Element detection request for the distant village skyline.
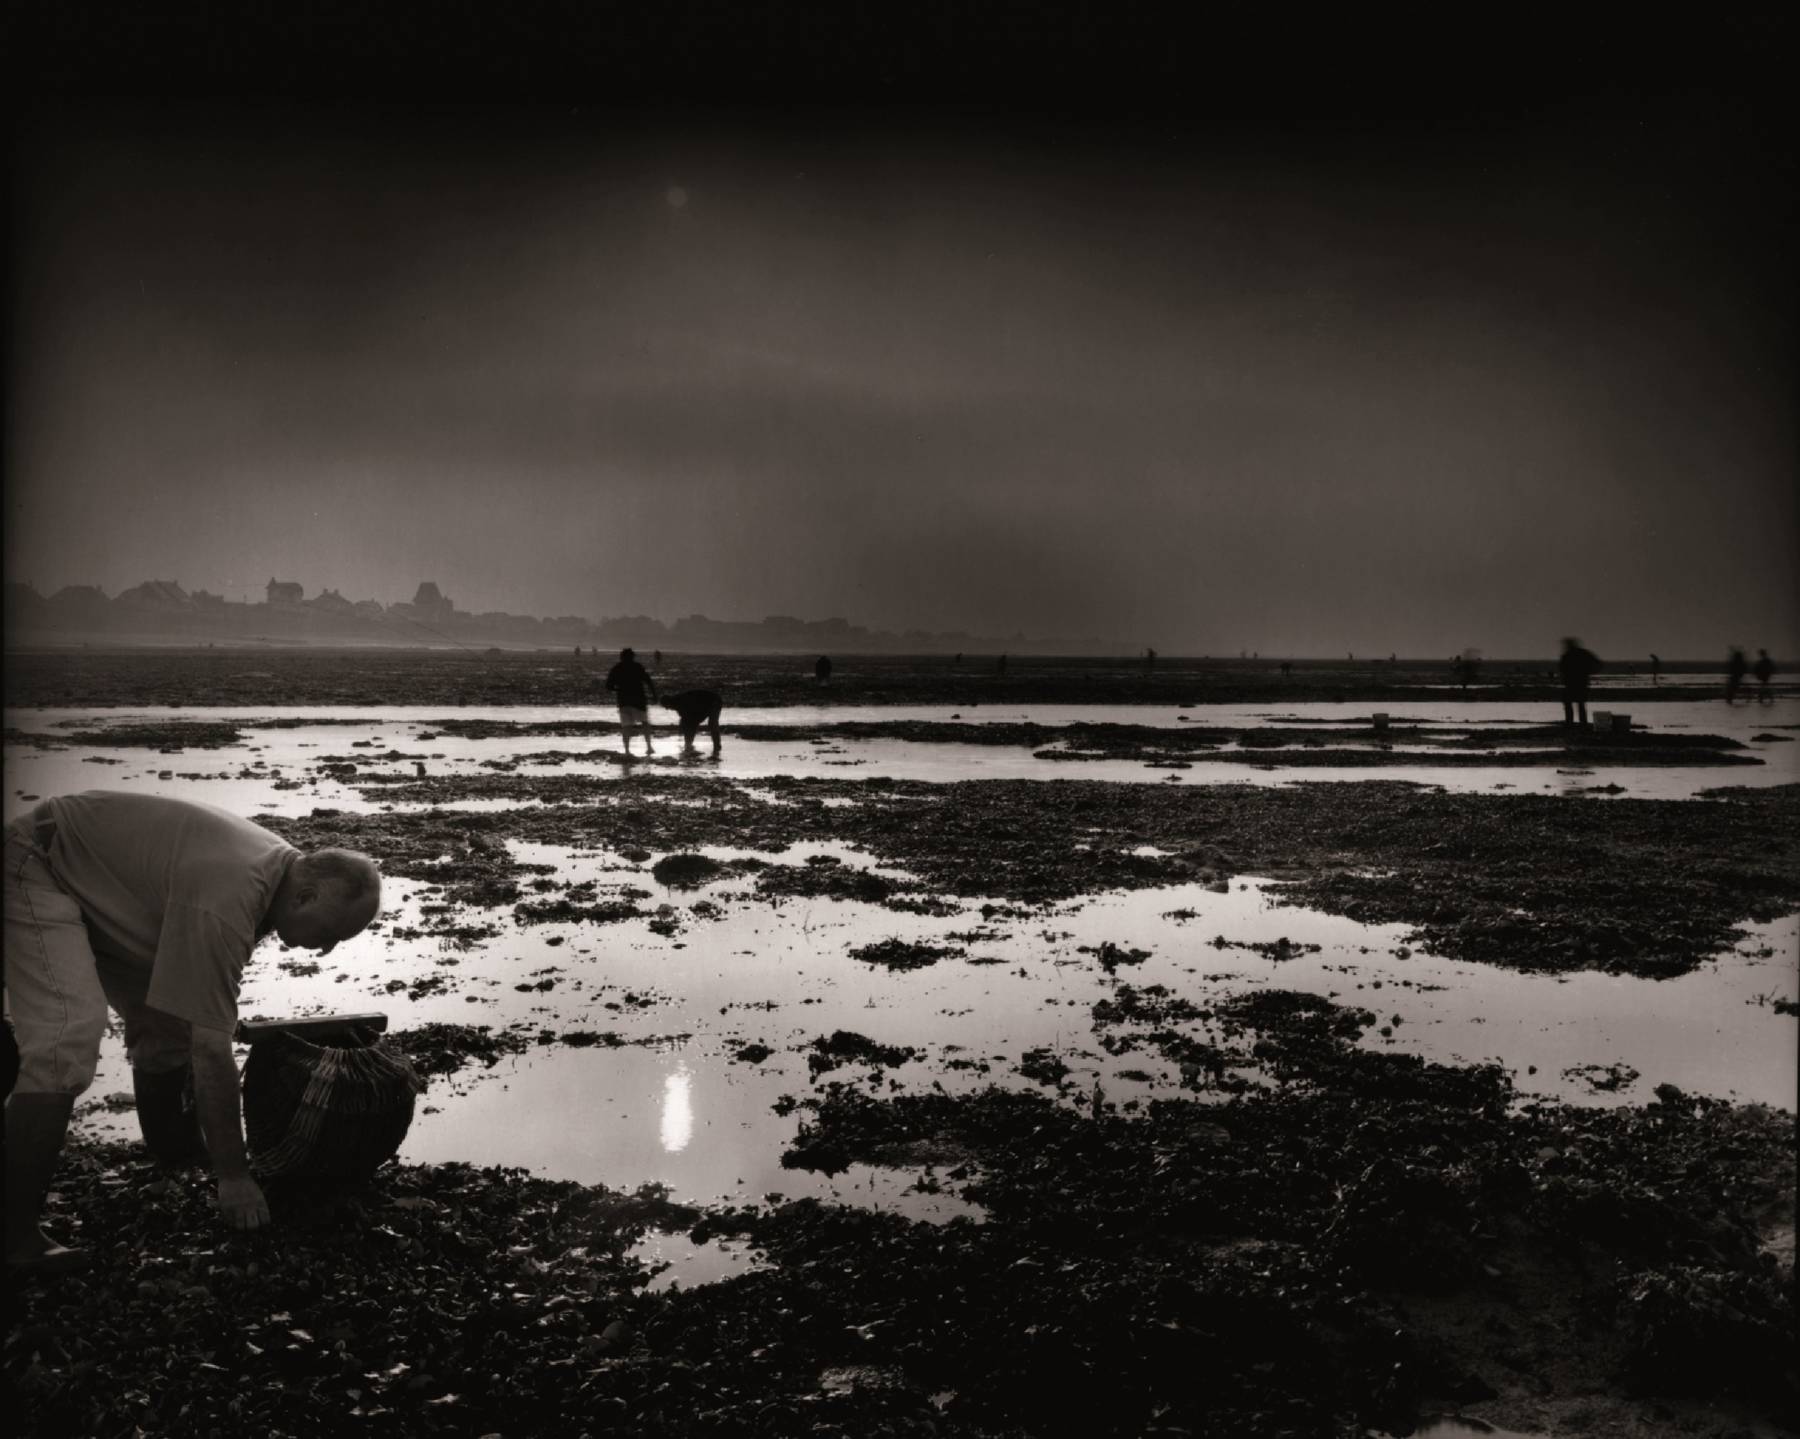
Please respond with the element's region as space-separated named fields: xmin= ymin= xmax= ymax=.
xmin=2 ymin=571 xmax=1781 ymax=663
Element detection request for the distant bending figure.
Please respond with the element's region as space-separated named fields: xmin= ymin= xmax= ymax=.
xmin=1752 ymin=649 xmax=1775 ymax=703
xmin=814 ymin=655 xmax=833 ymax=685
xmin=1726 ymin=647 xmax=1749 ymax=704
xmin=605 ymin=647 xmax=659 ymax=756
xmin=664 ymin=690 xmax=724 ymax=757
xmin=1558 ymin=637 xmax=1601 ymax=728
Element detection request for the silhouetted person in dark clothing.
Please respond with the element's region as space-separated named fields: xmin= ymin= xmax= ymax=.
xmin=996 ymin=653 xmax=1008 ymax=676
xmin=1650 ymin=653 xmax=1661 ymax=686
xmin=1753 ymin=649 xmax=1775 ymax=702
xmin=1726 ymin=647 xmax=1749 ymax=704
xmin=1145 ymin=647 xmax=1156 ymax=670
xmin=1280 ymin=662 xmax=1291 ymax=677
xmin=814 ymin=656 xmax=833 ymax=684
xmin=664 ymin=690 xmax=723 ymax=756
xmin=604 ymin=647 xmax=658 ymax=756
xmin=953 ymin=653 xmax=962 ymax=667
xmin=1558 ymin=638 xmax=1601 ymax=727
xmin=653 ymin=649 xmax=663 ymax=668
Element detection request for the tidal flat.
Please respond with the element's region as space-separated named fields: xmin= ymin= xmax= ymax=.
xmin=5 ymin=650 xmax=1796 ymax=1439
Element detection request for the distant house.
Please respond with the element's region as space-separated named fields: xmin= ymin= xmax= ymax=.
xmin=267 ymin=578 xmax=304 ymax=605
xmin=307 ymin=588 xmax=355 ymax=613
xmin=49 ymin=584 xmax=111 ymax=611
xmin=411 ymin=581 xmax=454 ymax=616
xmin=191 ymin=589 xmax=226 ymax=608
xmin=116 ymin=580 xmax=191 ymax=608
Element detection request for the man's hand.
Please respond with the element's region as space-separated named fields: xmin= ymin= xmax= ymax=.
xmin=186 ymin=1021 xmax=271 ymax=1231
xmin=217 ymin=1174 xmax=271 ymax=1230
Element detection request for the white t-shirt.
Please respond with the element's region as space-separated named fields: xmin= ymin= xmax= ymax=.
xmin=41 ymin=791 xmax=297 ymax=1035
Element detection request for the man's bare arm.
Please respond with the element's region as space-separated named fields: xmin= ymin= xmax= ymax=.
xmin=189 ymin=1026 xmax=271 ymax=1230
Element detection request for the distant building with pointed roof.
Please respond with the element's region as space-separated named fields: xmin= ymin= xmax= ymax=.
xmin=267 ymin=578 xmax=304 ymax=605
xmin=116 ymin=580 xmax=191 ymax=608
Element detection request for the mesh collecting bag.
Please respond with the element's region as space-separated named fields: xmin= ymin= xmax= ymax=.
xmin=242 ymin=1028 xmax=426 ymax=1183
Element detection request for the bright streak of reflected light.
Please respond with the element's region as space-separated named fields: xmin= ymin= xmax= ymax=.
xmin=660 ymin=1069 xmax=693 ymax=1153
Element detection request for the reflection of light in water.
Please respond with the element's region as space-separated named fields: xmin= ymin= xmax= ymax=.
xmin=660 ymin=1069 xmax=693 ymax=1152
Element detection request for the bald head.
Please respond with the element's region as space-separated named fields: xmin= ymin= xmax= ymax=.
xmin=272 ymin=848 xmax=381 ymax=954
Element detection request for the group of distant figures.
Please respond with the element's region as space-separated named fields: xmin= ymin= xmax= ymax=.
xmin=572 ymin=640 xmax=1782 ymax=755
xmin=1561 ymin=640 xmax=1778 ymax=726
xmin=581 ymin=648 xmax=847 ymax=758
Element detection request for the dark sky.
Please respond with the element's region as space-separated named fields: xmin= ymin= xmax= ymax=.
xmin=6 ymin=5 xmax=1795 ymax=655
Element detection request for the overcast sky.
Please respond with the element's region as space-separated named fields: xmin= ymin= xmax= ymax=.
xmin=6 ymin=22 xmax=1794 ymax=656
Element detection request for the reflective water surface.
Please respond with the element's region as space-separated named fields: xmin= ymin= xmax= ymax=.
xmin=10 ymin=698 xmax=1794 ymax=1287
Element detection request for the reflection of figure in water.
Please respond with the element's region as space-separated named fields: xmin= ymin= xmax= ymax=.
xmin=814 ymin=655 xmax=833 ymax=684
xmin=1558 ymin=637 xmax=1601 ymax=728
xmin=1726 ymin=647 xmax=1749 ymax=703
xmin=1650 ymin=653 xmax=1661 ymax=686
xmin=996 ymin=653 xmax=1008 ymax=676
xmin=1752 ymin=649 xmax=1775 ymax=702
xmin=604 ymin=647 xmax=659 ymax=756
xmin=663 ymin=690 xmax=723 ymax=757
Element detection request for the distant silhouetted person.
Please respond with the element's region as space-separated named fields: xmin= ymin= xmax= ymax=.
xmin=1752 ymin=649 xmax=1775 ymax=702
xmin=1280 ymin=661 xmax=1292 ymax=677
xmin=1726 ymin=647 xmax=1749 ymax=703
xmin=996 ymin=653 xmax=1008 ymax=676
xmin=664 ymin=690 xmax=723 ymax=757
xmin=1650 ymin=653 xmax=1661 ymax=686
xmin=1558 ymin=637 xmax=1601 ymax=727
xmin=605 ymin=647 xmax=658 ymax=756
xmin=814 ymin=655 xmax=833 ymax=684
xmin=653 ymin=649 xmax=663 ymax=668
xmin=953 ymin=652 xmax=963 ymax=667
xmin=1145 ymin=647 xmax=1157 ymax=670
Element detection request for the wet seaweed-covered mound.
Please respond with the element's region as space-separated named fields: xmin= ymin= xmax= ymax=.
xmin=8 ymin=1011 xmax=1794 ymax=1439
xmin=777 ymin=997 xmax=1797 ymax=1436
xmin=259 ymin=776 xmax=1800 ymax=979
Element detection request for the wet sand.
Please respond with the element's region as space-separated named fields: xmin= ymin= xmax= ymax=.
xmin=5 ymin=651 xmax=1796 ymax=1439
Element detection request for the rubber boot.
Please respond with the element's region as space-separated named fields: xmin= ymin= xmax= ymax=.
xmin=4 ymin=1091 xmax=88 ymax=1274
xmin=134 ymin=1064 xmax=208 ymax=1166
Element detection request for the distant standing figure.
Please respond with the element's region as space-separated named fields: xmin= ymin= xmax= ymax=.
xmin=1280 ymin=661 xmax=1292 ymax=677
xmin=1752 ymin=649 xmax=1775 ymax=703
xmin=653 ymin=650 xmax=663 ymax=668
xmin=1145 ymin=647 xmax=1157 ymax=670
xmin=605 ymin=647 xmax=659 ymax=755
xmin=814 ymin=656 xmax=833 ymax=684
xmin=664 ymin=690 xmax=723 ymax=757
xmin=1650 ymin=653 xmax=1661 ymax=686
xmin=1726 ymin=647 xmax=1749 ymax=704
xmin=953 ymin=653 xmax=962 ymax=667
xmin=996 ymin=653 xmax=1008 ymax=676
xmin=1558 ymin=637 xmax=1601 ymax=727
